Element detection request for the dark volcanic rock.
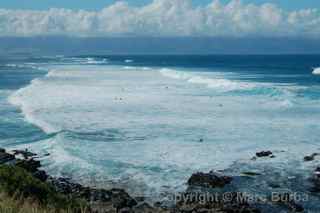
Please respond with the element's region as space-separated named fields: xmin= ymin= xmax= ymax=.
xmin=273 ymin=193 xmax=304 ymax=212
xmin=13 ymin=149 xmax=37 ymax=159
xmin=33 ymin=170 xmax=48 ymax=182
xmin=48 ymin=177 xmax=137 ymax=211
xmin=132 ymin=202 xmax=155 ymax=213
xmin=134 ymin=196 xmax=145 ymax=203
xmin=16 ymin=158 xmax=41 ymax=173
xmin=48 ymin=177 xmax=83 ymax=195
xmin=241 ymin=172 xmax=262 ymax=177
xmin=268 ymin=182 xmax=280 ymax=189
xmin=89 ymin=189 xmax=113 ymax=203
xmin=110 ymin=188 xmax=137 ymax=210
xmin=256 ymin=151 xmax=273 ymax=158
xmin=175 ymin=191 xmax=260 ymax=213
xmin=0 ymin=148 xmax=5 ymax=153
xmin=304 ymin=156 xmax=314 ymax=162
xmin=0 ymin=152 xmax=15 ymax=164
xmin=286 ymin=201 xmax=304 ymax=212
xmin=251 ymin=156 xmax=257 ymax=161
xmin=304 ymin=153 xmax=319 ymax=162
xmin=310 ymin=167 xmax=320 ymax=192
xmin=188 ymin=171 xmax=233 ymax=188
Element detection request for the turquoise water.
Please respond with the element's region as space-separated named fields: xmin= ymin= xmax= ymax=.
xmin=1 ymin=55 xmax=320 ymax=210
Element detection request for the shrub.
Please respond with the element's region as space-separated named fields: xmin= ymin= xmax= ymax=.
xmin=0 ymin=165 xmax=88 ymax=212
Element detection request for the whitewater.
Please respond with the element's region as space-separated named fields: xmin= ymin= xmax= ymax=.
xmin=313 ymin=67 xmax=320 ymax=75
xmin=6 ymin=63 xmax=320 ymax=196
xmin=1 ymin=55 xmax=320 ymax=208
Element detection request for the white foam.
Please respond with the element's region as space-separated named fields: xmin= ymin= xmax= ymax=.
xmin=123 ymin=66 xmax=136 ymax=70
xmin=85 ymin=58 xmax=108 ymax=64
xmin=5 ymin=63 xmax=45 ymax=71
xmin=312 ymin=67 xmax=320 ymax=75
xmin=159 ymin=68 xmax=253 ymax=92
xmin=5 ymin=64 xmax=30 ymax=68
xmin=8 ymin=64 xmax=320 ymax=196
xmin=6 ymin=64 xmax=18 ymax=67
xmin=46 ymin=69 xmax=58 ymax=77
xmin=67 ymin=57 xmax=108 ymax=65
xmin=123 ymin=66 xmax=151 ymax=71
xmin=159 ymin=68 xmax=192 ymax=80
xmin=8 ymin=83 xmax=58 ymax=133
xmin=125 ymin=59 xmax=133 ymax=63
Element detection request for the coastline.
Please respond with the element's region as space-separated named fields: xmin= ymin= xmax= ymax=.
xmin=1 ymin=55 xmax=320 ymax=212
xmin=1 ymin=147 xmax=318 ymax=212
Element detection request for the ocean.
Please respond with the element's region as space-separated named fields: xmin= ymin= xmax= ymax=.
xmin=1 ymin=54 xmax=320 ymax=209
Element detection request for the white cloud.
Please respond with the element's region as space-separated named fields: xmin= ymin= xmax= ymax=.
xmin=0 ymin=0 xmax=319 ymax=37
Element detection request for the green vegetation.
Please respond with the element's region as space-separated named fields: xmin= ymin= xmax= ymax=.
xmin=0 ymin=165 xmax=88 ymax=213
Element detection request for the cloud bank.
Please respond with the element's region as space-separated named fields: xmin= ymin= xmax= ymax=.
xmin=0 ymin=0 xmax=319 ymax=37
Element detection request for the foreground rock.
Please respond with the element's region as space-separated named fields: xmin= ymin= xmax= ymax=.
xmin=13 ymin=149 xmax=37 ymax=159
xmin=273 ymin=193 xmax=304 ymax=212
xmin=16 ymin=158 xmax=41 ymax=173
xmin=33 ymin=170 xmax=49 ymax=181
xmin=3 ymin=148 xmax=316 ymax=212
xmin=174 ymin=191 xmax=261 ymax=213
xmin=310 ymin=167 xmax=320 ymax=192
xmin=0 ymin=152 xmax=15 ymax=164
xmin=241 ymin=171 xmax=261 ymax=177
xmin=185 ymin=171 xmax=262 ymax=212
xmin=188 ymin=171 xmax=233 ymax=188
xmin=48 ymin=177 xmax=138 ymax=211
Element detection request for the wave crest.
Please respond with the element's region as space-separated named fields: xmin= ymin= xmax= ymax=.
xmin=312 ymin=67 xmax=320 ymax=75
xmin=159 ymin=68 xmax=253 ymax=92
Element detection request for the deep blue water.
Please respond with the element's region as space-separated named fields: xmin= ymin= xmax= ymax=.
xmin=84 ymin=54 xmax=320 ymax=83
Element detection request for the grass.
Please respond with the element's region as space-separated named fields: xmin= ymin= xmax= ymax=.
xmin=0 ymin=165 xmax=89 ymax=213
xmin=0 ymin=193 xmax=75 ymax=213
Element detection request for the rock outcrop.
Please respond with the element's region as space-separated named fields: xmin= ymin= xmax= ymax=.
xmin=174 ymin=191 xmax=261 ymax=213
xmin=188 ymin=171 xmax=233 ymax=188
xmin=310 ymin=167 xmax=320 ymax=192
xmin=256 ymin=151 xmax=273 ymax=158
xmin=0 ymin=152 xmax=15 ymax=164
xmin=1 ymin=148 xmax=291 ymax=213
xmin=304 ymin=153 xmax=319 ymax=162
xmin=273 ymin=193 xmax=304 ymax=212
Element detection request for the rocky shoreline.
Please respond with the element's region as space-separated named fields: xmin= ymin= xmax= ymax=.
xmin=1 ymin=148 xmax=319 ymax=212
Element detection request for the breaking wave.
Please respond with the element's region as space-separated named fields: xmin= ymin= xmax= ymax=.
xmin=159 ymin=68 xmax=254 ymax=92
xmin=312 ymin=67 xmax=320 ymax=75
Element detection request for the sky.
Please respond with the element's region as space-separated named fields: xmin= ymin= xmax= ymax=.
xmin=0 ymin=0 xmax=319 ymax=38
xmin=0 ymin=0 xmax=319 ymax=11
